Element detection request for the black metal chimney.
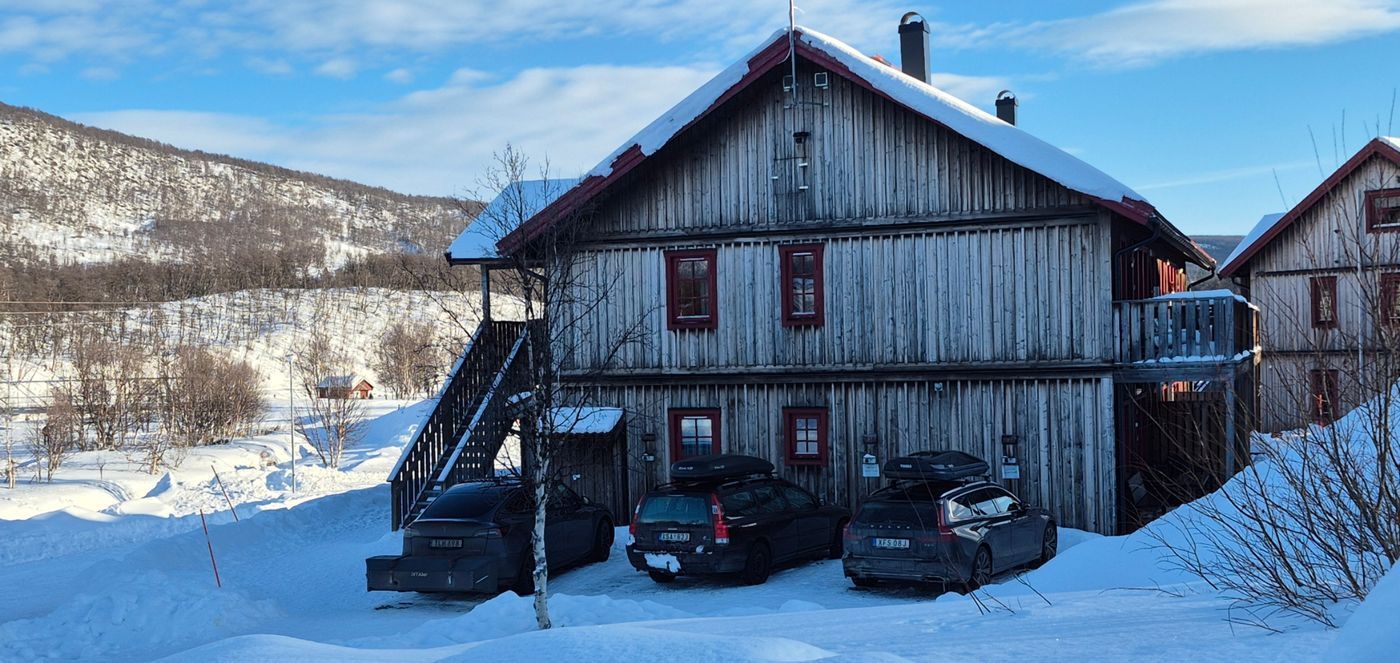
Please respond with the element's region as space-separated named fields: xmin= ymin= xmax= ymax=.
xmin=898 ymin=12 xmax=930 ymax=84
xmin=996 ymin=90 xmax=1018 ymax=126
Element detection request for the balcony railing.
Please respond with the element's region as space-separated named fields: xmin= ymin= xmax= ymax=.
xmin=1114 ymin=292 xmax=1257 ymax=366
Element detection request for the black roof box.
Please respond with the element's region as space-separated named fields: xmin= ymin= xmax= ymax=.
xmin=883 ymin=451 xmax=989 ymax=481
xmin=670 ymin=454 xmax=774 ymax=481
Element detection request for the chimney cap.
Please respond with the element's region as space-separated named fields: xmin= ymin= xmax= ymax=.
xmin=997 ymin=90 xmax=1017 ymax=103
xmin=900 ymin=11 xmax=926 ymax=26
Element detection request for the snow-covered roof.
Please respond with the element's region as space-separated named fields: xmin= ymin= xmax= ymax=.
xmin=1220 ymin=213 xmax=1283 ymax=273
xmin=478 ymin=26 xmax=1207 ymax=267
xmin=1220 ymin=136 xmax=1400 ymax=277
xmin=447 ymin=178 xmax=579 ymax=263
xmin=552 ymin=407 xmax=625 ymax=436
xmin=316 ymin=375 xmax=369 ymax=389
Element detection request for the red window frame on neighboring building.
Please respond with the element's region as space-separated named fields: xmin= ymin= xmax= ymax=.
xmin=669 ymin=409 xmax=721 ymax=460
xmin=779 ymin=244 xmax=825 ymax=327
xmin=784 ymin=407 xmax=828 ymax=466
xmin=1309 ymin=369 xmax=1339 ymax=424
xmin=1381 ymin=273 xmax=1400 ymax=328
xmin=665 ymin=249 xmax=718 ymax=330
xmin=1364 ymin=188 xmax=1400 ymax=233
xmin=1310 ymin=276 xmax=1338 ymax=329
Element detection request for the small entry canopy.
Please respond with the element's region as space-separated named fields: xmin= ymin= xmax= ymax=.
xmin=883 ymin=451 xmax=989 ymax=481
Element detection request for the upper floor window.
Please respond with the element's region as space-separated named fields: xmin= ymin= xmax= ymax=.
xmin=669 ymin=409 xmax=720 ymax=460
xmin=779 ymin=244 xmax=824 ymax=327
xmin=1381 ymin=273 xmax=1400 ymax=327
xmin=1365 ymin=188 xmax=1400 ymax=232
xmin=784 ymin=407 xmax=828 ymax=465
xmin=1309 ymin=369 xmax=1339 ymax=424
xmin=666 ymin=249 xmax=717 ymax=330
xmin=1310 ymin=276 xmax=1337 ymax=329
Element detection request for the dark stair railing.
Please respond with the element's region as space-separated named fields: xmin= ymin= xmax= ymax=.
xmin=388 ymin=319 xmax=530 ymax=530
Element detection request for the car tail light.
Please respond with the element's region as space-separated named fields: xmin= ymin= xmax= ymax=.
xmin=710 ymin=494 xmax=730 ymax=545
xmin=629 ymin=497 xmax=644 ymax=537
xmin=473 ymin=527 xmax=503 ymax=539
xmin=842 ymin=520 xmax=857 ymax=543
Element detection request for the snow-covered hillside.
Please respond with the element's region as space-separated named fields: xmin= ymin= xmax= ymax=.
xmin=0 ymin=102 xmax=467 ymax=266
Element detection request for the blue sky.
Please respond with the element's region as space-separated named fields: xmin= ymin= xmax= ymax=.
xmin=1 ymin=0 xmax=1398 ymax=235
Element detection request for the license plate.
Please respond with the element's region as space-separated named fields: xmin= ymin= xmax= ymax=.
xmin=429 ymin=539 xmax=463 ymax=549
xmin=658 ymin=532 xmax=690 ymax=542
xmin=873 ymin=538 xmax=910 ymax=549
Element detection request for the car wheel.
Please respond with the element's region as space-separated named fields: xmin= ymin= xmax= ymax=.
xmin=513 ymin=554 xmax=536 ymax=596
xmin=1034 ymin=524 xmax=1057 ymax=568
xmin=851 ymin=576 xmax=879 ymax=589
xmin=647 ymin=570 xmax=676 ymax=584
xmin=740 ymin=543 xmax=772 ymax=585
xmin=827 ymin=519 xmax=849 ymax=560
xmin=964 ymin=546 xmax=993 ymax=592
xmin=590 ymin=520 xmax=614 ymax=563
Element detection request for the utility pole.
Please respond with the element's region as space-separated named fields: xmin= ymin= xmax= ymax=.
xmin=285 ymin=352 xmax=297 ymax=494
xmin=3 ymin=349 xmax=14 ymax=489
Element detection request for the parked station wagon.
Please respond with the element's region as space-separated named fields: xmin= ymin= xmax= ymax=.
xmin=843 ymin=451 xmax=1056 ymax=590
xmin=626 ymin=454 xmax=850 ymax=585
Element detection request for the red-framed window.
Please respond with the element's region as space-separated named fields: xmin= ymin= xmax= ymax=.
xmin=779 ymin=244 xmax=824 ymax=327
xmin=784 ymin=407 xmax=828 ymax=466
xmin=1310 ymin=276 xmax=1337 ymax=329
xmin=666 ymin=249 xmax=718 ymax=330
xmin=1381 ymin=273 xmax=1400 ymax=328
xmin=1309 ymin=369 xmax=1339 ymax=424
xmin=1365 ymin=188 xmax=1400 ymax=233
xmin=669 ymin=409 xmax=720 ymax=460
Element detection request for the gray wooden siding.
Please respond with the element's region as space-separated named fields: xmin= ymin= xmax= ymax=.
xmin=1258 ymin=353 xmax=1361 ymax=433
xmin=586 ymin=62 xmax=1088 ymax=237
xmin=586 ymin=376 xmax=1117 ymax=534
xmin=564 ymin=219 xmax=1112 ymax=372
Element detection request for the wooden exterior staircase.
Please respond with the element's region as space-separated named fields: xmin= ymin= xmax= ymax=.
xmin=388 ymin=319 xmax=532 ymax=530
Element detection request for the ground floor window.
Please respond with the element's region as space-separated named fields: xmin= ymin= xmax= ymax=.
xmin=784 ymin=407 xmax=828 ymax=465
xmin=669 ymin=409 xmax=721 ymax=460
xmin=1309 ymin=369 xmax=1339 ymax=424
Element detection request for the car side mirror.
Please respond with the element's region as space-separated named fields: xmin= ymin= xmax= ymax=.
xmin=1010 ymin=503 xmax=1026 ymax=515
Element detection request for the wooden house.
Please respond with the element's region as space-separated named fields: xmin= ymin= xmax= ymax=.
xmin=317 ymin=375 xmax=374 ymax=400
xmin=391 ymin=21 xmax=1259 ymax=534
xmin=1220 ymin=137 xmax=1400 ymax=432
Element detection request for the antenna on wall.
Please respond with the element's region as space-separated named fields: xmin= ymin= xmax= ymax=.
xmin=786 ymin=0 xmax=799 ymax=101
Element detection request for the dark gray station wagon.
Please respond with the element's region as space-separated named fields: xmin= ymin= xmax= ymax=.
xmin=843 ymin=451 xmax=1056 ymax=590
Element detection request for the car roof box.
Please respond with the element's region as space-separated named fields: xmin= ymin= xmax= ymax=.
xmin=670 ymin=454 xmax=774 ymax=481
xmin=883 ymin=451 xmax=989 ymax=481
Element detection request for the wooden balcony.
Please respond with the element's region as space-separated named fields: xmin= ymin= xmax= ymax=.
xmin=1113 ymin=291 xmax=1258 ymax=382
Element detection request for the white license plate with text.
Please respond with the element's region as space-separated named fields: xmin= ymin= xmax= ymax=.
xmin=659 ymin=532 xmax=690 ymax=542
xmin=873 ymin=538 xmax=910 ymax=549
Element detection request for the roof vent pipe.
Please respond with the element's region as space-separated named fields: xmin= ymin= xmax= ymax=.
xmin=898 ymin=12 xmax=930 ymax=84
xmin=996 ymin=90 xmax=1018 ymax=126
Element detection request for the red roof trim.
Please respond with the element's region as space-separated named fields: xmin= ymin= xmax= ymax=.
xmin=1220 ymin=138 xmax=1400 ymax=277
xmin=496 ymin=29 xmax=1207 ymax=266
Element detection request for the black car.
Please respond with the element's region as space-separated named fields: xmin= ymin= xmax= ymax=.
xmin=625 ymin=454 xmax=850 ymax=585
xmin=366 ymin=479 xmax=614 ymax=593
xmin=843 ymin=451 xmax=1056 ymax=590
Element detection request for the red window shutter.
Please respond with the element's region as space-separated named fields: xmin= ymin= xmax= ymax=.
xmin=779 ymin=244 xmax=825 ymax=327
xmin=784 ymin=407 xmax=828 ymax=466
xmin=665 ymin=249 xmax=718 ymax=330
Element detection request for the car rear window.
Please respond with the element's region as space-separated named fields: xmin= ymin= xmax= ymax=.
xmin=854 ymin=501 xmax=941 ymax=528
xmin=420 ymin=488 xmax=506 ymax=520
xmin=637 ymin=494 xmax=710 ymax=525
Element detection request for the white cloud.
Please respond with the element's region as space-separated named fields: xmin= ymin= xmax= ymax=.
xmin=248 ymin=56 xmax=293 ymax=75
xmin=383 ymin=67 xmax=413 ymax=84
xmin=956 ymin=0 xmax=1400 ymax=68
xmin=79 ymin=65 xmax=118 ymax=80
xmin=314 ymin=57 xmax=357 ymax=79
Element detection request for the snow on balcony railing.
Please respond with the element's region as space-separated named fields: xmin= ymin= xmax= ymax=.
xmin=1114 ymin=293 xmax=1257 ymax=365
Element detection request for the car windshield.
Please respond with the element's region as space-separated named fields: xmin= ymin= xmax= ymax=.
xmin=419 ymin=487 xmax=507 ymax=520
xmin=637 ymin=494 xmax=710 ymax=526
xmin=855 ymin=501 xmax=941 ymax=528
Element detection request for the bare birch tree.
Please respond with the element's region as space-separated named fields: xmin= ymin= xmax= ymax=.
xmin=292 ymin=332 xmax=365 ymax=468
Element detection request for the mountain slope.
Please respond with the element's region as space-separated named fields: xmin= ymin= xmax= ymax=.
xmin=0 ymin=102 xmax=470 ymax=267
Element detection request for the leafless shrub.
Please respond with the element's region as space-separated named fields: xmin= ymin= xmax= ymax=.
xmin=160 ymin=345 xmax=265 ymax=447
xmin=372 ymin=320 xmax=447 ymax=398
xmin=67 ymin=329 xmax=157 ymax=451
xmin=30 ymin=389 xmax=80 ymax=481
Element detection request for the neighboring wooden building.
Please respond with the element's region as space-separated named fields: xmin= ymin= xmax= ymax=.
xmin=1220 ymin=137 xmax=1400 ymax=432
xmin=317 ymin=375 xmax=374 ymax=400
xmin=392 ymin=22 xmax=1259 ymax=534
